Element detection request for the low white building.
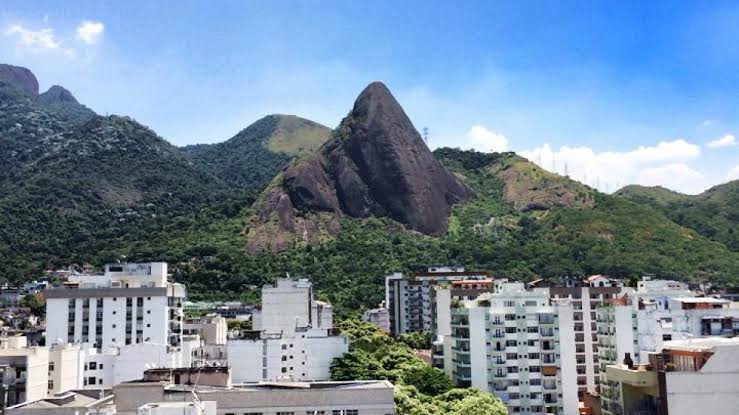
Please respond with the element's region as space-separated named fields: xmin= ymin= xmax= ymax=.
xmin=0 ymin=337 xmax=49 ymax=408
xmin=183 ymin=315 xmax=227 ymax=346
xmin=227 ymin=279 xmax=347 ymax=383
xmin=603 ymin=337 xmax=739 ymax=415
xmin=112 ymin=368 xmax=395 ymax=415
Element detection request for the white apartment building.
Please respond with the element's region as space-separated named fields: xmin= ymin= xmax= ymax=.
xmin=385 ymin=267 xmax=491 ymax=335
xmin=432 ymin=279 xmax=496 ymax=376
xmin=0 ymin=337 xmax=49 ymax=409
xmin=252 ymin=279 xmax=333 ymax=334
xmin=46 ymin=263 xmax=185 ymax=351
xmin=603 ymin=337 xmax=739 ymax=415
xmin=549 ymin=285 xmax=628 ymax=396
xmin=448 ymin=283 xmax=578 ymax=415
xmin=43 ymin=263 xmax=195 ymax=390
xmin=597 ymin=282 xmax=739 ymax=415
xmin=183 ymin=314 xmax=227 ymax=345
xmin=227 ymin=279 xmax=347 ymax=383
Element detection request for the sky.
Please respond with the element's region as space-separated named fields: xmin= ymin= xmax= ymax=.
xmin=2 ymin=1 xmax=739 ymax=194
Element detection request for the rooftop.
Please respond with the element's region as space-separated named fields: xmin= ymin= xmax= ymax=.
xmin=663 ymin=336 xmax=739 ymax=352
xmin=6 ymin=390 xmax=113 ymax=410
xmin=671 ymin=297 xmax=729 ymax=304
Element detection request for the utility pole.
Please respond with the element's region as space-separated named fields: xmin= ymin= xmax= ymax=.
xmin=422 ymin=127 xmax=429 ymax=145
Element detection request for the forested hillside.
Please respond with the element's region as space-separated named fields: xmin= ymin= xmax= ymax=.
xmin=1 ymin=63 xmax=737 ymax=316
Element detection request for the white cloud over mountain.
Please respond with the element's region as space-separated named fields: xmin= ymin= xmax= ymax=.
xmin=518 ymin=139 xmax=705 ymax=193
xmin=466 ymin=125 xmax=508 ymax=152
xmin=5 ymin=24 xmax=60 ymax=51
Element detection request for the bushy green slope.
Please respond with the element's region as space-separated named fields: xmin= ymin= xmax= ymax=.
xmin=182 ymin=114 xmax=331 ymax=189
xmin=616 ymin=182 xmax=739 ymax=251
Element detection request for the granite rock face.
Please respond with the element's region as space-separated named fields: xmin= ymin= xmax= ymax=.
xmin=0 ymin=64 xmax=39 ymax=97
xmin=247 ymin=82 xmax=474 ymax=251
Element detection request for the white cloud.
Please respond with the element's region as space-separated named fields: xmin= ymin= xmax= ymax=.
xmin=76 ymin=20 xmax=104 ymax=45
xmin=466 ymin=125 xmax=508 ymax=152
xmin=728 ymin=165 xmax=739 ymax=182
xmin=5 ymin=24 xmax=60 ymax=50
xmin=636 ymin=163 xmax=706 ymax=194
xmin=700 ymin=119 xmax=714 ymax=127
xmin=706 ymin=134 xmax=736 ymax=148
xmin=519 ymin=139 xmax=703 ymax=193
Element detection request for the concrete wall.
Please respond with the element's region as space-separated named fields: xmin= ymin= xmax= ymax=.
xmin=665 ymin=345 xmax=739 ymax=415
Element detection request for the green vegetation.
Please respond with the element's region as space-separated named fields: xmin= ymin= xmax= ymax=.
xmin=226 ymin=319 xmax=252 ymax=331
xmin=397 ymin=331 xmax=433 ymax=350
xmin=183 ymin=114 xmax=330 ymax=189
xmin=330 ymin=320 xmax=507 ymax=415
xmin=20 ymin=294 xmax=45 ymax=317
xmin=616 ymin=182 xmax=739 ymax=251
xmin=265 ymin=114 xmax=332 ymax=155
xmin=2 ymin=67 xmax=738 ymax=320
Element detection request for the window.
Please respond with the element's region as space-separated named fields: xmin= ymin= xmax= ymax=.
xmin=306 ymin=412 xmax=325 ymax=415
xmin=99 ymin=364 xmax=103 ymax=369
xmin=276 ymin=412 xmax=295 ymax=415
xmin=88 ymin=376 xmax=96 ymax=385
xmin=281 ymin=367 xmax=287 ymax=373
xmin=48 ymin=362 xmax=55 ymax=371
xmin=48 ymin=379 xmax=54 ymax=390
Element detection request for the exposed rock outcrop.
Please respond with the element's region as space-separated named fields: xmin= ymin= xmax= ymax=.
xmin=247 ymin=81 xmax=474 ymax=251
xmin=0 ymin=64 xmax=39 ymax=97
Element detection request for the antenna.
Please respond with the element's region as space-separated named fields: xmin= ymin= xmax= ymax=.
xmin=564 ymin=162 xmax=569 ymax=178
xmin=422 ymin=127 xmax=429 ymax=145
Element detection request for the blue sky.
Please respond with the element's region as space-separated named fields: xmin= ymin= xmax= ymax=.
xmin=2 ymin=1 xmax=738 ymax=193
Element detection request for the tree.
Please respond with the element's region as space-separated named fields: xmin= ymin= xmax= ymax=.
xmin=436 ymin=388 xmax=508 ymax=415
xmin=401 ymin=366 xmax=453 ymax=396
xmin=330 ymin=349 xmax=386 ymax=380
xmin=20 ymin=294 xmax=45 ymax=317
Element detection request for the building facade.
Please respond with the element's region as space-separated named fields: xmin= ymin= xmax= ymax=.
xmin=45 ymin=263 xmax=185 ymax=351
xmin=226 ymin=279 xmax=347 ymax=383
xmin=385 ymin=267 xmax=491 ymax=335
xmin=448 ymin=283 xmax=578 ymax=415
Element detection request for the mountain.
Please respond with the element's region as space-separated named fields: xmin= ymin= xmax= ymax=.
xmin=37 ymin=85 xmax=97 ymax=124
xmin=0 ymin=64 xmax=38 ymax=97
xmin=183 ymin=114 xmax=331 ymax=189
xmin=1 ymin=62 xmax=737 ymax=311
xmin=616 ymin=182 xmax=739 ymax=251
xmin=0 ymin=64 xmax=252 ymax=278
xmin=246 ymin=82 xmax=474 ymax=251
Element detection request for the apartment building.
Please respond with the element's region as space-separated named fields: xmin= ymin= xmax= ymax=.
xmin=550 ymin=285 xmax=627 ymax=396
xmin=43 ymin=263 xmax=197 ymax=390
xmin=431 ymin=279 xmax=495 ymax=375
xmin=363 ymin=305 xmax=391 ymax=333
xmin=448 ymin=283 xmax=578 ymax=415
xmin=385 ymin=266 xmax=491 ymax=335
xmin=0 ymin=337 xmax=49 ymax=409
xmin=226 ymin=279 xmax=347 ymax=383
xmin=45 ymin=263 xmax=185 ymax=351
xmin=604 ymin=337 xmax=739 ymax=415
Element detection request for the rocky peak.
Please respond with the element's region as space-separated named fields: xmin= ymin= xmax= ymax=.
xmin=38 ymin=85 xmax=80 ymax=105
xmin=0 ymin=64 xmax=39 ymax=97
xmin=248 ymin=81 xmax=475 ymax=251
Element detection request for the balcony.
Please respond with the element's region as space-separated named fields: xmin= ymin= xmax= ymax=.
xmin=605 ymin=364 xmax=658 ymax=389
